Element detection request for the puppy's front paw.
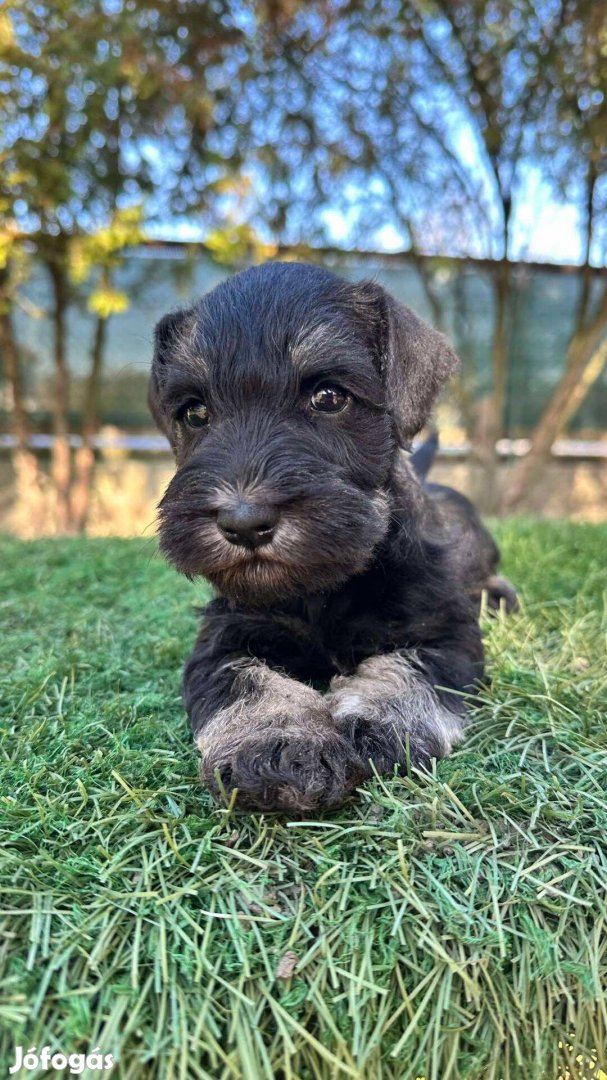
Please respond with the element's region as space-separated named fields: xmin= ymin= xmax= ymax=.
xmin=200 ymin=724 xmax=365 ymax=813
xmin=330 ymin=710 xmax=443 ymax=774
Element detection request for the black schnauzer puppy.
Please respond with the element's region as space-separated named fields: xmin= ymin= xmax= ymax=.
xmin=149 ymin=262 xmax=516 ymax=812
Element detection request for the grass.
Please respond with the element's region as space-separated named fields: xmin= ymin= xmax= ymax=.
xmin=0 ymin=520 xmax=606 ymax=1080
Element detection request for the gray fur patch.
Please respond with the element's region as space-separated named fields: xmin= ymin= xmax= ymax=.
xmin=327 ymin=652 xmax=464 ymax=757
xmin=195 ymin=660 xmax=330 ymax=758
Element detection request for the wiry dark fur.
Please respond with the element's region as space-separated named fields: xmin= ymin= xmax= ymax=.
xmin=149 ymin=262 xmax=516 ymax=812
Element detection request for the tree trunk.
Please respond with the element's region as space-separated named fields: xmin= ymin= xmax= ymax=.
xmin=0 ymin=289 xmax=44 ymax=530
xmin=500 ymin=168 xmax=604 ymax=514
xmin=72 ymin=314 xmax=108 ymax=533
xmin=472 ymin=257 xmax=511 ymax=512
xmin=501 ymin=284 xmax=607 ymax=512
xmin=0 ymin=293 xmax=29 ymax=455
xmin=451 ymin=273 xmax=478 ymax=445
xmin=574 ymin=164 xmax=597 ymax=334
xmin=414 ymin=254 xmax=445 ymax=332
xmin=491 ymin=259 xmax=510 ymax=439
xmin=48 ymin=259 xmax=73 ymax=533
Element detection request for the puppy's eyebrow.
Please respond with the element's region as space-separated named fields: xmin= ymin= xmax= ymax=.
xmin=175 ymin=350 xmax=209 ymax=379
xmin=162 ymin=366 xmax=209 ymax=411
xmin=289 ymin=322 xmax=358 ymax=371
xmin=289 ymin=325 xmax=382 ymax=401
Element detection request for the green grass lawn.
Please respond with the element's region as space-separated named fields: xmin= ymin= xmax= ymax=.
xmin=1 ymin=521 xmax=606 ymax=1080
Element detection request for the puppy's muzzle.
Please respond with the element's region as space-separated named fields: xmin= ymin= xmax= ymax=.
xmin=216 ymin=499 xmax=280 ymax=550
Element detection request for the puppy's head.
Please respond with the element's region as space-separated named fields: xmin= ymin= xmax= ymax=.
xmin=149 ymin=262 xmax=457 ymax=603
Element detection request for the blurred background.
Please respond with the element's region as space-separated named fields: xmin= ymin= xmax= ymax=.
xmin=0 ymin=0 xmax=605 ymax=537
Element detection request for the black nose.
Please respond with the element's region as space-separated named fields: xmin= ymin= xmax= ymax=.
xmin=217 ymin=501 xmax=280 ymax=549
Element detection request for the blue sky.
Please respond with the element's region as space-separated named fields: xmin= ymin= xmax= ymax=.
xmin=370 ymin=172 xmax=586 ymax=265
xmin=162 ymin=171 xmax=587 ymax=266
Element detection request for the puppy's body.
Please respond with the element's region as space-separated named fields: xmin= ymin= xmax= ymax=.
xmin=150 ymin=262 xmax=514 ymax=811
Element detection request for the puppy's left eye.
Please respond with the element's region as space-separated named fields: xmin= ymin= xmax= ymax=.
xmin=181 ymin=401 xmax=209 ymax=428
xmin=310 ymin=385 xmax=350 ymax=413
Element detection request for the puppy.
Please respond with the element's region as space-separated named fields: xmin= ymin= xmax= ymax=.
xmin=149 ymin=262 xmax=515 ymax=812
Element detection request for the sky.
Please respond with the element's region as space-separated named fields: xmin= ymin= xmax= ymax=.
xmin=163 ymin=175 xmax=587 ymax=266
xmin=371 ymin=175 xmax=586 ymax=265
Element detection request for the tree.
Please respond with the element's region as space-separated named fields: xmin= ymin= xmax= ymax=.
xmin=0 ymin=0 xmax=243 ymax=531
xmin=501 ymin=0 xmax=607 ymax=509
xmin=416 ymin=1 xmax=566 ymax=507
xmin=68 ymin=207 xmax=144 ymax=532
xmin=0 ymin=226 xmax=44 ymax=530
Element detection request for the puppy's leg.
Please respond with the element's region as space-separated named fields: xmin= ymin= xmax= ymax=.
xmin=327 ymin=651 xmax=470 ymax=777
xmin=184 ymin=642 xmax=364 ymax=812
xmin=484 ymin=575 xmax=519 ymax=614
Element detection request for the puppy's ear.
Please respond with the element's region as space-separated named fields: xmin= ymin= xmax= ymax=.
xmin=359 ymin=282 xmax=459 ymax=445
xmin=148 ymin=308 xmax=190 ymax=436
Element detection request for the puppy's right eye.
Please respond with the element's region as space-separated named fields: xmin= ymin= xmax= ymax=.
xmin=181 ymin=401 xmax=209 ymax=429
xmin=310 ymin=385 xmax=350 ymax=413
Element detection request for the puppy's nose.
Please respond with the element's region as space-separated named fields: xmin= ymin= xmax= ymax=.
xmin=217 ymin=501 xmax=279 ymax=549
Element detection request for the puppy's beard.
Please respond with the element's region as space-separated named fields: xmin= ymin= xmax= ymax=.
xmin=159 ymin=492 xmax=390 ymax=603
xmin=207 ymin=550 xmax=368 ymax=604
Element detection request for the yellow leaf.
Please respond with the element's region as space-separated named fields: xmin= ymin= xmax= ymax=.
xmin=0 ymin=11 xmax=15 ymax=48
xmin=88 ymin=287 xmax=129 ymax=318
